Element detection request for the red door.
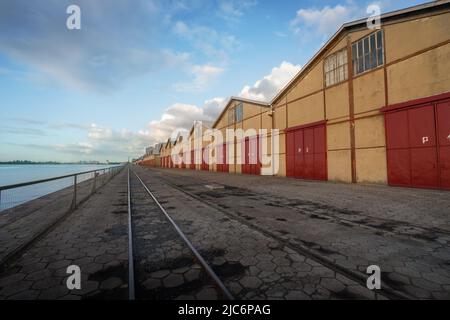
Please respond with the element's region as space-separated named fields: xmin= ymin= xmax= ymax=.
xmin=385 ymin=99 xmax=450 ymax=190
xmin=386 ymin=111 xmax=411 ymax=186
xmin=216 ymin=145 xmax=222 ymax=172
xmin=294 ymin=130 xmax=304 ymax=178
xmin=243 ymin=138 xmax=249 ymax=174
xmin=437 ymin=101 xmax=450 ymax=189
xmin=286 ymin=122 xmax=327 ymax=181
xmin=190 ymin=150 xmax=195 ymax=169
xmin=286 ymin=131 xmax=295 ymax=177
xmin=408 ymin=105 xmax=438 ymax=188
xmin=222 ymin=143 xmax=229 ymax=173
xmin=304 ymin=128 xmax=314 ymax=179
xmin=313 ymin=125 xmax=327 ymax=180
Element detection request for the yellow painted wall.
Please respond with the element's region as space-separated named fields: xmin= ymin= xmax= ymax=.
xmin=287 ymin=62 xmax=324 ymax=102
xmin=327 ymin=122 xmax=351 ymax=150
xmin=355 ymin=148 xmax=387 ymax=183
xmin=325 ymin=82 xmax=349 ymax=120
xmin=287 ymin=92 xmax=325 ymax=127
xmin=327 ymin=150 xmax=352 ymax=182
xmin=353 ymin=68 xmax=385 ymax=114
xmin=354 ymin=115 xmax=386 ymax=149
xmin=274 ymin=105 xmax=287 ymax=130
xmin=387 ymin=42 xmax=450 ymax=104
xmin=385 ymin=12 xmax=450 ymax=63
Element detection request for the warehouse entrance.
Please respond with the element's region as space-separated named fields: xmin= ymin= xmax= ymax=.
xmin=242 ymin=136 xmax=260 ymax=175
xmin=217 ymin=143 xmax=229 ymax=173
xmin=286 ymin=121 xmax=327 ymax=181
xmin=384 ymin=94 xmax=450 ymax=190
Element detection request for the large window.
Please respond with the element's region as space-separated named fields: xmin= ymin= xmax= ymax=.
xmin=235 ymin=103 xmax=243 ymax=122
xmin=324 ymin=49 xmax=348 ymax=87
xmin=228 ymin=107 xmax=235 ymax=125
xmin=228 ymin=103 xmax=243 ymax=125
xmin=352 ymin=30 xmax=384 ymax=75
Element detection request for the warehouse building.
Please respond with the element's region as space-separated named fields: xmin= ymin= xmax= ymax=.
xmin=142 ymin=1 xmax=450 ymax=190
xmin=211 ymin=97 xmax=270 ymax=175
xmin=269 ymin=0 xmax=450 ymax=190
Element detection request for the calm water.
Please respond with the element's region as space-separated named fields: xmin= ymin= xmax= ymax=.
xmin=0 ymin=164 xmax=119 ymax=211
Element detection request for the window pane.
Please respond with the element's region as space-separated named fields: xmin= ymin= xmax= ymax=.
xmin=363 ymin=37 xmax=369 ymax=54
xmin=352 ymin=43 xmax=357 ymax=63
xmin=371 ymin=49 xmax=377 ymax=68
xmin=364 ymin=53 xmax=370 ymax=71
xmin=370 ymin=34 xmax=376 ymax=52
xmin=326 ymin=72 xmax=330 ymax=86
xmin=339 ymin=66 xmax=344 ymax=82
xmin=377 ymin=48 xmax=383 ymax=66
xmin=358 ymin=41 xmax=363 ymax=58
xmin=358 ymin=56 xmax=363 ymax=74
xmin=377 ymin=30 xmax=383 ymax=49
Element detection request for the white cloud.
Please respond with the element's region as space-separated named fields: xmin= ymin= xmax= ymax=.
xmin=174 ymin=64 xmax=224 ymax=92
xmin=290 ymin=4 xmax=357 ymax=36
xmin=217 ymin=0 xmax=258 ymax=22
xmin=239 ymin=61 xmax=301 ymax=102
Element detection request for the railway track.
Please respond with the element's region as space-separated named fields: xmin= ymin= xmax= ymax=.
xmin=126 ymin=167 xmax=233 ymax=300
xmin=135 ymin=166 xmax=414 ymax=300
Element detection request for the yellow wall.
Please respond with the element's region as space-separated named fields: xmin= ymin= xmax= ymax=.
xmin=287 ymin=92 xmax=324 ymax=127
xmin=385 ymin=12 xmax=450 ymax=64
xmin=387 ymin=42 xmax=450 ymax=104
xmin=353 ymin=68 xmax=385 ymax=115
xmin=325 ymin=82 xmax=349 ymax=120
xmin=287 ymin=62 xmax=324 ymax=102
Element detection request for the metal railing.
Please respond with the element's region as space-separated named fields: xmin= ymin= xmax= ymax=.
xmin=0 ymin=165 xmax=124 ymax=212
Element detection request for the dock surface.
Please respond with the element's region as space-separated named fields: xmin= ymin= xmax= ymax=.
xmin=1 ymin=165 xmax=449 ymax=300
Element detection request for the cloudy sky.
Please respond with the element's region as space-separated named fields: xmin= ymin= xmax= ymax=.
xmin=0 ymin=0 xmax=426 ymax=162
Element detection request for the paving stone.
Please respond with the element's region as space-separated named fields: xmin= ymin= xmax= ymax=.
xmin=142 ymin=278 xmax=162 ymax=290
xmin=163 ymin=274 xmax=184 ymax=288
xmin=184 ymin=269 xmax=201 ymax=282
xmin=239 ymin=276 xmax=262 ymax=289
xmin=0 ymin=273 xmax=25 ymax=287
xmin=25 ymin=269 xmax=52 ymax=281
xmin=150 ymin=270 xmax=171 ymax=279
xmin=100 ymin=277 xmax=123 ymax=290
xmin=285 ymin=290 xmax=311 ymax=300
xmin=47 ymin=260 xmax=71 ymax=270
xmin=196 ymin=288 xmax=218 ymax=300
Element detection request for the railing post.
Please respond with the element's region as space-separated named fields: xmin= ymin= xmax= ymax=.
xmin=72 ymin=174 xmax=77 ymax=210
xmin=92 ymin=171 xmax=97 ymax=194
xmin=0 ymin=189 xmax=2 ymax=211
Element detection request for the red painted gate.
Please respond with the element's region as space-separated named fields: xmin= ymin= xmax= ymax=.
xmin=383 ymin=93 xmax=450 ymax=190
xmin=217 ymin=143 xmax=229 ymax=173
xmin=285 ymin=121 xmax=327 ymax=181
xmin=242 ymin=136 xmax=260 ymax=175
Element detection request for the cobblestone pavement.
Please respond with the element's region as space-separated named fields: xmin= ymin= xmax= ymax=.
xmin=0 ymin=172 xmax=116 ymax=265
xmin=138 ymin=167 xmax=450 ymax=300
xmin=147 ymin=168 xmax=450 ymax=232
xmin=133 ymin=166 xmax=380 ymax=300
xmin=0 ymin=171 xmax=129 ymax=300
xmin=129 ymin=171 xmax=221 ymax=300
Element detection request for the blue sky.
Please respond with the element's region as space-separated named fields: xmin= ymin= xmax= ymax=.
xmin=0 ymin=0 xmax=427 ymax=162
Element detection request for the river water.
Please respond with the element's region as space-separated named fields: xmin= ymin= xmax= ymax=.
xmin=0 ymin=164 xmax=119 ymax=211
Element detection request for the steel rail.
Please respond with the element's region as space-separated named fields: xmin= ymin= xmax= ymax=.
xmin=127 ymin=167 xmax=136 ymax=300
xmin=154 ymin=171 xmax=414 ymax=300
xmin=131 ymin=169 xmax=234 ymax=300
xmin=0 ymin=165 xmax=124 ymax=191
